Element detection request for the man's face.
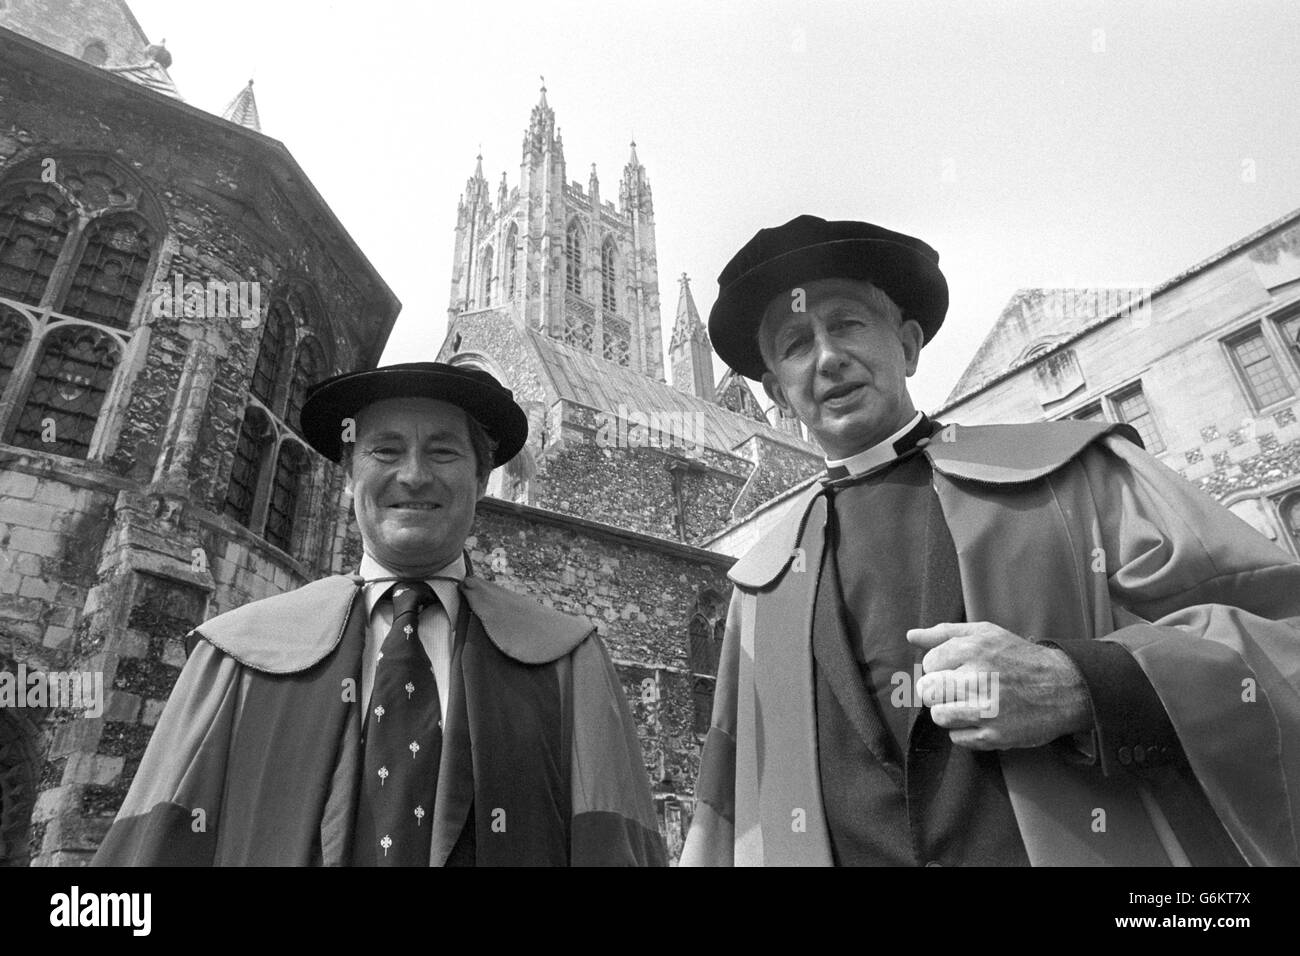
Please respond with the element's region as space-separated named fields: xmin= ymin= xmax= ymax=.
xmin=345 ymin=397 xmax=487 ymax=577
xmin=760 ymin=278 xmax=923 ymax=459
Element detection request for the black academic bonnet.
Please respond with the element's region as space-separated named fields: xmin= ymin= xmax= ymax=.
xmin=707 ymin=214 xmax=949 ymax=379
xmin=300 ymin=361 xmax=528 ymax=466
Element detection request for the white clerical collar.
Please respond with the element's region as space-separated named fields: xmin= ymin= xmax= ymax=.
xmin=824 ymin=411 xmax=926 ymax=478
xmin=358 ymin=551 xmax=465 ymax=617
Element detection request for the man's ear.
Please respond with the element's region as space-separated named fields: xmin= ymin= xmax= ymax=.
xmin=762 ymin=371 xmax=794 ymax=418
xmin=898 ymin=319 xmax=924 ymax=376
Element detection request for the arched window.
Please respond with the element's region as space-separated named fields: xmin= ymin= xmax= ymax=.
xmin=601 ymin=239 xmax=617 ymax=312
xmin=505 ymin=224 xmax=518 ymax=300
xmin=81 ymin=41 xmax=108 ymax=66
xmin=285 ymin=337 xmax=325 ymax=435
xmin=0 ymin=305 xmax=32 ymax=396
xmin=60 ymin=214 xmax=155 ymax=330
xmin=265 ymin=439 xmax=308 ymax=552
xmin=251 ymin=300 xmax=292 ymax=407
xmin=9 ymin=325 xmax=120 ymax=458
xmin=224 ymin=405 xmax=273 ymax=527
xmin=687 ymin=589 xmax=726 ymax=739
xmin=0 ymin=188 xmax=72 ymax=306
xmin=479 ymin=244 xmax=494 ymax=307
xmin=0 ymin=155 xmax=162 ymax=461
xmin=688 ymin=613 xmax=717 ymax=677
xmin=692 ymin=677 xmax=715 ymax=737
xmin=565 ymin=221 xmax=583 ymax=295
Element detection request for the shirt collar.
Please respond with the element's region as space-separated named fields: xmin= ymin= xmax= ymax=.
xmin=359 ymin=551 xmax=466 ymax=618
xmin=824 ymin=411 xmax=928 ymax=480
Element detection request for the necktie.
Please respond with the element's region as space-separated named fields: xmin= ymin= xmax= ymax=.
xmin=359 ymin=580 xmax=442 ymax=866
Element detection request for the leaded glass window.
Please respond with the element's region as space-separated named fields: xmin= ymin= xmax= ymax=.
xmin=10 ymin=325 xmax=119 ymax=458
xmin=0 ymin=190 xmax=71 ymax=306
xmin=225 ymin=406 xmax=272 ymax=527
xmin=565 ymin=222 xmax=583 ymax=295
xmin=60 ymin=215 xmax=153 ymax=330
xmin=265 ymin=440 xmax=306 ymax=552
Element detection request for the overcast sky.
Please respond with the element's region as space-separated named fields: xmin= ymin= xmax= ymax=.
xmin=129 ymin=0 xmax=1300 ymax=413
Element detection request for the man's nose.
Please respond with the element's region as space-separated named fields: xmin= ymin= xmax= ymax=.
xmin=813 ymin=329 xmax=849 ymax=374
xmin=395 ymin=451 xmax=434 ymax=486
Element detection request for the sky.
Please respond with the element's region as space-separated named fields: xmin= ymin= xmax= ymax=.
xmin=127 ymin=0 xmax=1300 ymax=414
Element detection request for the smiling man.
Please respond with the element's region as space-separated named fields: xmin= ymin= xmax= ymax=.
xmin=682 ymin=215 xmax=1300 ymax=867
xmin=94 ymin=362 xmax=665 ymax=867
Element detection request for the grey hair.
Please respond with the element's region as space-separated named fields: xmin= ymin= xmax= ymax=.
xmin=339 ymin=408 xmax=498 ymax=483
xmin=758 ymin=280 xmax=904 ymax=371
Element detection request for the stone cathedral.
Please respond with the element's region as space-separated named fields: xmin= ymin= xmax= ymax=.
xmin=0 ymin=1 xmax=823 ymax=866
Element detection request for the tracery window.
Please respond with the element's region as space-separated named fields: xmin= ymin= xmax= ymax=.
xmin=11 ymin=325 xmax=120 ymax=458
xmin=565 ymin=221 xmax=583 ymax=295
xmin=0 ymin=189 xmax=71 ymax=305
xmin=505 ymin=224 xmax=518 ymax=300
xmin=601 ymin=239 xmax=617 ymax=312
xmin=479 ymin=245 xmax=494 ymax=307
xmin=0 ymin=155 xmax=161 ymax=461
xmin=225 ymin=405 xmax=273 ymax=528
xmin=224 ymin=284 xmax=331 ymax=559
xmin=265 ymin=439 xmax=308 ymax=552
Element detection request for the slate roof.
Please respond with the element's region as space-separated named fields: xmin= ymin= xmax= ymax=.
xmin=526 ymin=329 xmax=817 ymax=457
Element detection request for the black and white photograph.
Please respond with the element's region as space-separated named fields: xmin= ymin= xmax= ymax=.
xmin=0 ymin=0 xmax=1296 ymax=926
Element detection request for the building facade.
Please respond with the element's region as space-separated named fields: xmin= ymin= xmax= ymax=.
xmin=939 ymin=210 xmax=1300 ymax=555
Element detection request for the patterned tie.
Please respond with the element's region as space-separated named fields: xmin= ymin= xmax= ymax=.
xmin=359 ymin=580 xmax=443 ymax=866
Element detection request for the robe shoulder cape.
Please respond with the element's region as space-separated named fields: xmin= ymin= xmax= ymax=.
xmin=682 ymin=420 xmax=1300 ymax=866
xmin=93 ymin=572 xmax=666 ymax=866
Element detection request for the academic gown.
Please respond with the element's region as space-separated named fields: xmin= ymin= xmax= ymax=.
xmin=682 ymin=421 xmax=1300 ymax=866
xmin=92 ymin=565 xmax=667 ymax=866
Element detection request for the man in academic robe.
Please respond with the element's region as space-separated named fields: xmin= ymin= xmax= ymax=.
xmin=681 ymin=215 xmax=1300 ymax=866
xmin=94 ymin=362 xmax=666 ymax=866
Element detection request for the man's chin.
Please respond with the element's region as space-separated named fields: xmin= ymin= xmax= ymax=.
xmin=814 ymin=413 xmax=893 ymax=458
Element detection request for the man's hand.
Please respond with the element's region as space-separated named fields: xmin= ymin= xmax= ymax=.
xmin=905 ymin=622 xmax=1092 ymax=750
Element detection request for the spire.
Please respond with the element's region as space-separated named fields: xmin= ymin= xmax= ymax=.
xmin=669 ymin=273 xmax=715 ymax=401
xmin=474 ymin=148 xmax=484 ymax=180
xmin=524 ymin=76 xmax=558 ymax=158
xmin=221 ymin=79 xmax=261 ymax=131
xmin=621 ymin=136 xmax=651 ymax=215
xmin=670 ymin=273 xmax=706 ymax=348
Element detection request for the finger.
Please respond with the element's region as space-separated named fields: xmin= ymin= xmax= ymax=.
xmin=929 ymin=700 xmax=984 ymax=728
xmin=915 ymin=670 xmax=976 ymax=706
xmin=905 ymin=622 xmax=973 ymax=651
xmin=948 ymin=727 xmax=998 ymax=750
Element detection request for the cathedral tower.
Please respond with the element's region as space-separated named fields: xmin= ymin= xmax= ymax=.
xmin=448 ymin=84 xmax=665 ymax=379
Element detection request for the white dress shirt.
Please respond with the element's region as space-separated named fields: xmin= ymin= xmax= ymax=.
xmin=824 ymin=411 xmax=925 ymax=478
xmin=358 ymin=552 xmax=465 ymax=724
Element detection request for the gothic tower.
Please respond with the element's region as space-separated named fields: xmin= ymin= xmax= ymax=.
xmin=448 ymin=83 xmax=665 ymax=379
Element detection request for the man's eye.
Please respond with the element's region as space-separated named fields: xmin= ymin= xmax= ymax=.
xmin=782 ymin=337 xmax=809 ymax=358
xmin=370 ymin=447 xmax=400 ymax=460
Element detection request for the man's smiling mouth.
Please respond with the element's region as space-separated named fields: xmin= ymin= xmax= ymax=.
xmin=388 ymin=502 xmax=441 ymax=511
